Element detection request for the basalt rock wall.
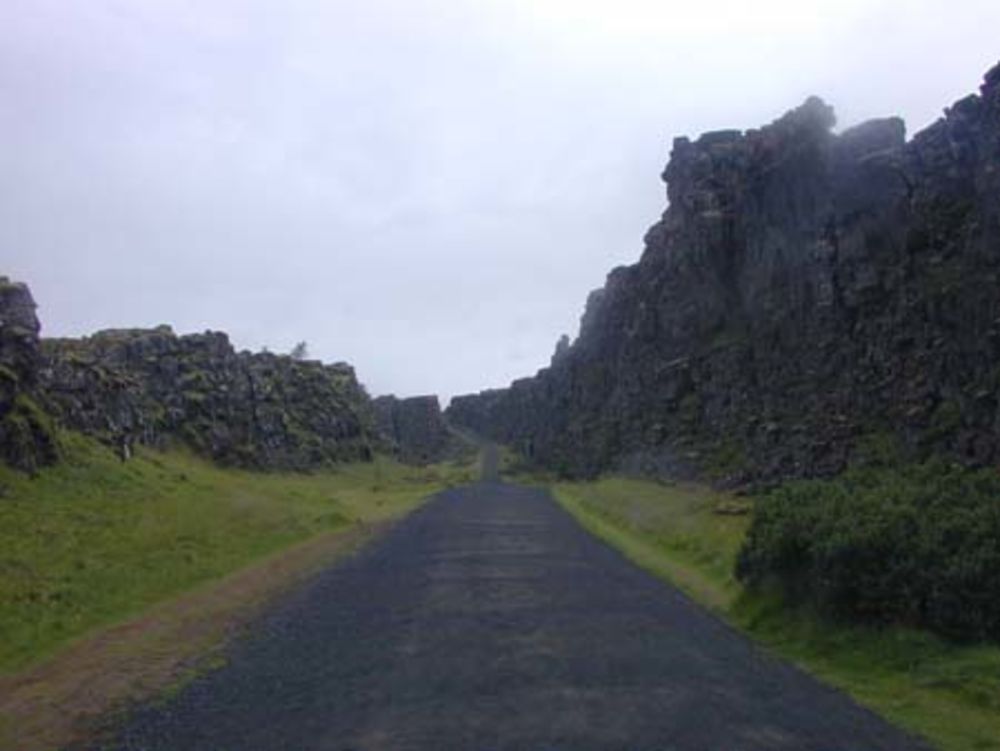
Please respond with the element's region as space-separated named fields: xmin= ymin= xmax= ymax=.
xmin=448 ymin=63 xmax=1000 ymax=484
xmin=373 ymin=394 xmax=450 ymax=464
xmin=0 ymin=278 xmax=59 ymax=471
xmin=39 ymin=326 xmax=376 ymax=470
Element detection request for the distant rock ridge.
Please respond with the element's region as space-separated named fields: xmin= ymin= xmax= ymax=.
xmin=373 ymin=394 xmax=450 ymax=464
xmin=448 ymin=62 xmax=1000 ymax=484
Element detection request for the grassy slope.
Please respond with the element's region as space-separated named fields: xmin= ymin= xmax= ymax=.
xmin=0 ymin=432 xmax=475 ymax=674
xmin=551 ymin=476 xmax=1000 ymax=751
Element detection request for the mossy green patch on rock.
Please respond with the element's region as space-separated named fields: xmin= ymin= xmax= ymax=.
xmin=38 ymin=328 xmax=378 ymax=471
xmin=0 ymin=277 xmax=57 ymax=472
xmin=1 ymin=395 xmax=61 ymax=472
xmin=706 ymin=438 xmax=749 ymax=479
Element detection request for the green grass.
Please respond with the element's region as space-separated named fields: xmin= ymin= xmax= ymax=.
xmin=550 ymin=475 xmax=1000 ymax=751
xmin=554 ymin=478 xmax=748 ymax=608
xmin=0 ymin=432 xmax=475 ymax=674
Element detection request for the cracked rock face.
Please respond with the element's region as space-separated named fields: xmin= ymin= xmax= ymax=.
xmin=448 ymin=62 xmax=1000 ymax=485
xmin=373 ymin=394 xmax=450 ymax=464
xmin=0 ymin=277 xmax=59 ymax=471
xmin=0 ymin=278 xmax=41 ymax=387
xmin=0 ymin=278 xmax=382 ymax=472
xmin=37 ymin=327 xmax=376 ymax=470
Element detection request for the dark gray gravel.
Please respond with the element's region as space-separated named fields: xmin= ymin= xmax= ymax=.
xmin=96 ymin=481 xmax=927 ymax=750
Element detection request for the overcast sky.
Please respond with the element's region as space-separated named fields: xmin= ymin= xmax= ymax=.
xmin=2 ymin=1 xmax=998 ymax=402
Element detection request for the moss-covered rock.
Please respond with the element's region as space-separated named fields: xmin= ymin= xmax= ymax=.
xmin=0 ymin=278 xmax=59 ymax=471
xmin=39 ymin=328 xmax=377 ymax=470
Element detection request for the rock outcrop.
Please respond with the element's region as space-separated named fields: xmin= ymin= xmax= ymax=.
xmin=373 ymin=394 xmax=450 ymax=464
xmin=39 ymin=326 xmax=375 ymax=470
xmin=447 ymin=63 xmax=1000 ymax=484
xmin=0 ymin=278 xmax=59 ymax=471
xmin=0 ymin=278 xmax=455 ymax=473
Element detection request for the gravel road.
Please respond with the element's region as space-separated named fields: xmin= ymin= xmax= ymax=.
xmin=97 ymin=476 xmax=926 ymax=750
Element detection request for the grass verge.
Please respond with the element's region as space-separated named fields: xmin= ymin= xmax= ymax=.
xmin=0 ymin=432 xmax=475 ymax=750
xmin=550 ymin=476 xmax=1000 ymax=751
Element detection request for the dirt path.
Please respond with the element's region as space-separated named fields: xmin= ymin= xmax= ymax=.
xmin=2 ymin=524 xmax=385 ymax=751
xmin=93 ymin=483 xmax=927 ymax=750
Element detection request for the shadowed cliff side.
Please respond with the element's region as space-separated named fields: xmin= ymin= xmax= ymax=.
xmin=448 ymin=63 xmax=1000 ymax=484
xmin=372 ymin=394 xmax=451 ymax=464
xmin=0 ymin=278 xmax=59 ymax=472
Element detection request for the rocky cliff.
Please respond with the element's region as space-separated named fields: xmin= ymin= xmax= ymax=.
xmin=448 ymin=63 xmax=1000 ymax=484
xmin=0 ymin=278 xmax=59 ymax=471
xmin=0 ymin=277 xmax=380 ymax=471
xmin=39 ymin=326 xmax=376 ymax=470
xmin=373 ymin=394 xmax=450 ymax=464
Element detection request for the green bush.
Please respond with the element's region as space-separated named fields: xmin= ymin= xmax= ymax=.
xmin=736 ymin=460 xmax=1000 ymax=641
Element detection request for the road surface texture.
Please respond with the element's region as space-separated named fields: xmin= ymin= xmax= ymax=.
xmin=95 ymin=476 xmax=926 ymax=750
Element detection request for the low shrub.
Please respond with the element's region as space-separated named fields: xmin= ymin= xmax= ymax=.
xmin=736 ymin=460 xmax=1000 ymax=641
